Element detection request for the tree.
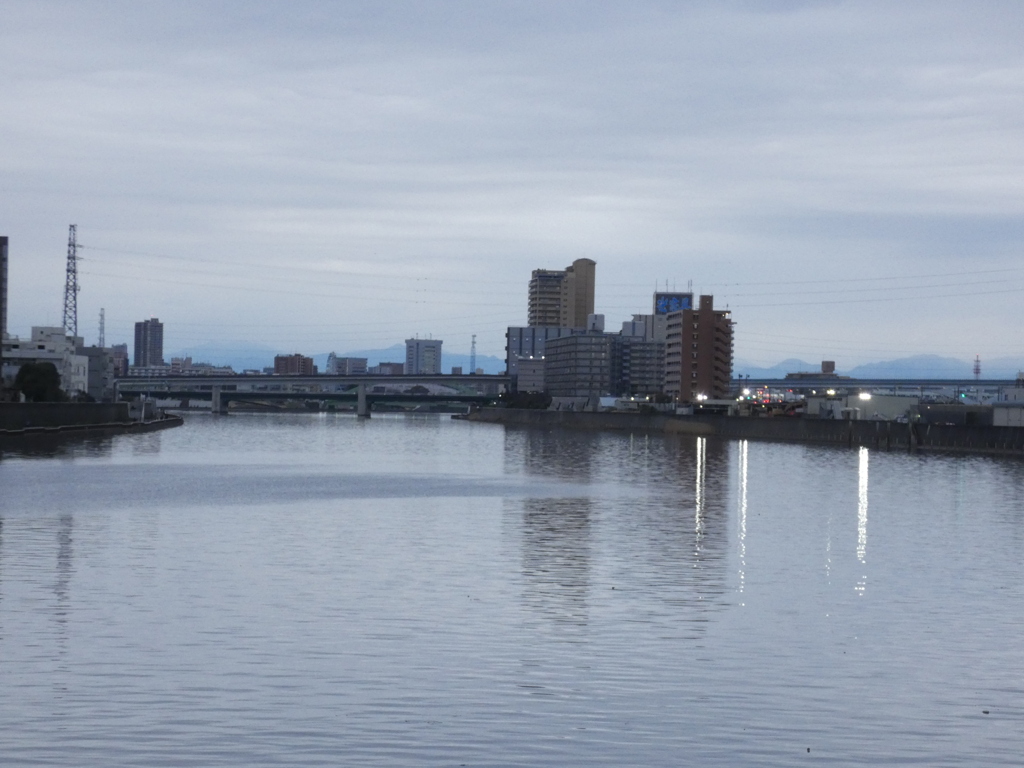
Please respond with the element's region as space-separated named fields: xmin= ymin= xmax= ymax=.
xmin=14 ymin=362 xmax=66 ymax=402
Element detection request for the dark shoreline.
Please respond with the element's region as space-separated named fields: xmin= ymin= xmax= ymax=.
xmin=462 ymin=407 xmax=1024 ymax=457
xmin=0 ymin=413 xmax=184 ymax=441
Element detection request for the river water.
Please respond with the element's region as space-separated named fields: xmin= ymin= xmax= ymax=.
xmin=1 ymin=413 xmax=1022 ymax=766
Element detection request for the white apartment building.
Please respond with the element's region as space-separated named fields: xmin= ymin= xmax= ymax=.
xmin=1 ymin=326 xmax=89 ymax=395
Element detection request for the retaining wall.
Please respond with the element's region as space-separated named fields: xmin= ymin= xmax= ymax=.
xmin=0 ymin=402 xmax=131 ymax=431
xmin=466 ymin=408 xmax=1024 ymax=456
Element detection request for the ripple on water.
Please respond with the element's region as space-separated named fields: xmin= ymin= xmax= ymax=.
xmin=1 ymin=416 xmax=1023 ymax=765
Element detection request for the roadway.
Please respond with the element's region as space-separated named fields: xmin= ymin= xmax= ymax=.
xmin=115 ymin=373 xmax=510 ymax=416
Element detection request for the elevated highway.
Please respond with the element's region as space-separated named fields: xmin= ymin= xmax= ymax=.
xmin=116 ymin=374 xmax=509 ymax=416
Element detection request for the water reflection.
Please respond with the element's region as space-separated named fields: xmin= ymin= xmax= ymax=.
xmin=130 ymin=432 xmax=163 ymax=456
xmin=856 ymin=446 xmax=869 ymax=595
xmin=622 ymin=436 xmax=731 ymax=626
xmin=686 ymin=437 xmax=730 ymax=589
xmin=514 ymin=497 xmax=592 ymax=631
xmin=0 ymin=517 xmax=4 ymax=630
xmin=0 ymin=434 xmax=115 ymax=461
xmin=737 ymin=440 xmax=748 ymax=596
xmin=695 ymin=437 xmax=707 ymax=536
xmin=55 ymin=514 xmax=74 ymax=628
xmin=503 ymin=427 xmax=597 ymax=482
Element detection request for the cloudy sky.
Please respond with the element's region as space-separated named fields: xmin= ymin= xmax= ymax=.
xmin=2 ymin=1 xmax=1021 ymax=368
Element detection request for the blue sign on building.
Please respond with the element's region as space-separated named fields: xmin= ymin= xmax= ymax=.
xmin=654 ymin=292 xmax=693 ymax=315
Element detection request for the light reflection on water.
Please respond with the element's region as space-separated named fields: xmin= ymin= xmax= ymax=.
xmin=737 ymin=440 xmax=748 ymax=596
xmin=856 ymin=446 xmax=869 ymax=595
xmin=1 ymin=414 xmax=1023 ymax=766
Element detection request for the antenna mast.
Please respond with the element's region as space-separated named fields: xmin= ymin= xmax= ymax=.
xmin=62 ymin=224 xmax=79 ymax=337
xmin=99 ymin=308 xmax=106 ymax=348
xmin=470 ymin=334 xmax=477 ymax=374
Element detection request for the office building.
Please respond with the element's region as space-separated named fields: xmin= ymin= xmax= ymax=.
xmin=545 ymin=332 xmax=614 ymax=399
xmin=370 ymin=362 xmax=404 ymax=375
xmin=326 ymin=354 xmax=368 ymax=375
xmin=527 ymin=258 xmax=596 ymax=328
xmin=506 ymin=325 xmax=580 ymax=382
xmin=405 ymin=338 xmax=442 ymax=375
xmin=111 ymin=343 xmax=129 ymax=377
xmin=168 ymin=357 xmax=235 ymax=376
xmin=664 ymin=295 xmax=733 ymax=402
xmin=133 ymin=318 xmax=164 ymax=367
xmin=274 ymin=354 xmax=317 ymax=375
xmin=77 ymin=346 xmax=116 ymax=401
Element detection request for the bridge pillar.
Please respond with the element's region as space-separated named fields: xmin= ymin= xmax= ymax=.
xmin=357 ymin=383 xmax=370 ymax=418
xmin=211 ymin=386 xmax=227 ymax=415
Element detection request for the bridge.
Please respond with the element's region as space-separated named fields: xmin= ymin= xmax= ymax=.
xmin=733 ymin=377 xmax=1020 ymax=395
xmin=116 ymin=374 xmax=510 ymax=417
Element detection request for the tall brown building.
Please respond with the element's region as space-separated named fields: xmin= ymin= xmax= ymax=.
xmin=274 ymin=353 xmax=317 ymax=375
xmin=527 ymin=258 xmax=596 ymax=328
xmin=664 ymin=295 xmax=733 ymax=402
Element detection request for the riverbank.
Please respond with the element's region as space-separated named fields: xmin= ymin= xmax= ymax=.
xmin=463 ymin=407 xmax=1024 ymax=456
xmin=0 ymin=402 xmax=184 ymax=440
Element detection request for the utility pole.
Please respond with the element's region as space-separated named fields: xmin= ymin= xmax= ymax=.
xmin=62 ymin=225 xmax=79 ymax=337
xmin=99 ymin=308 xmax=105 ymax=348
xmin=470 ymin=334 xmax=477 ymax=374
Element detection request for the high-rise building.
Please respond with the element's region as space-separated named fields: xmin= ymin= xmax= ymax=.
xmin=405 ymin=338 xmax=442 ymax=375
xmin=0 ymin=236 xmax=7 ymax=382
xmin=274 ymin=354 xmax=317 ymax=375
xmin=651 ymin=291 xmax=693 ymax=343
xmin=133 ymin=318 xmax=164 ymax=367
xmin=664 ymin=295 xmax=733 ymax=402
xmin=527 ymin=258 xmax=596 ymax=328
xmin=0 ymin=236 xmax=8 ymax=343
xmin=527 ymin=269 xmax=566 ymax=326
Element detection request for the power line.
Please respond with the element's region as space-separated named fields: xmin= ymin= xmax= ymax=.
xmin=78 ymin=242 xmax=1024 ymax=291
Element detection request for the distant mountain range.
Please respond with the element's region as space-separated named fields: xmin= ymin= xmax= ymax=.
xmin=735 ymin=354 xmax=1024 ymax=380
xmin=168 ymin=341 xmax=506 ymax=374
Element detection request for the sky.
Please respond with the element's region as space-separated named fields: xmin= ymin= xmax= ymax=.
xmin=2 ymin=1 xmax=1022 ymax=369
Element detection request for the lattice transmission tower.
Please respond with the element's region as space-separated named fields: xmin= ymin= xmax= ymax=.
xmin=62 ymin=224 xmax=80 ymax=337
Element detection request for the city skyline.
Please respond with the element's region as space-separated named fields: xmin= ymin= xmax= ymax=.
xmin=2 ymin=3 xmax=1022 ymax=367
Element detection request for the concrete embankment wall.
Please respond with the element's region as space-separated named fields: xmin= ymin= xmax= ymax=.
xmin=466 ymin=408 xmax=1024 ymax=455
xmin=0 ymin=402 xmax=131 ymax=431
